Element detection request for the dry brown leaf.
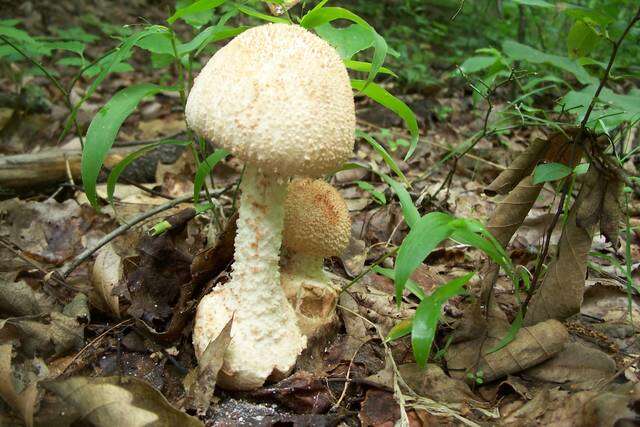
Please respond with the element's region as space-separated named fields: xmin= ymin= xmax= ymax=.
xmin=6 ymin=312 xmax=84 ymax=357
xmin=91 ymin=243 xmax=123 ymax=317
xmin=525 ymin=170 xmax=597 ymax=325
xmin=0 ymin=343 xmax=38 ymax=427
xmin=183 ymin=317 xmax=233 ymax=415
xmin=45 ymin=375 xmax=203 ymax=427
xmin=447 ymin=318 xmax=568 ymax=383
xmin=398 ymin=363 xmax=477 ymax=404
xmin=523 ymin=342 xmax=616 ymax=389
xmin=576 ymin=165 xmax=606 ymax=229
xmin=0 ymin=280 xmax=42 ymax=317
xmin=484 ymin=138 xmax=549 ymax=196
xmin=600 ymin=176 xmax=624 ymax=248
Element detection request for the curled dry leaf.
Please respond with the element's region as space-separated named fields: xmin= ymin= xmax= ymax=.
xmin=447 ymin=318 xmax=568 ymax=383
xmin=0 ymin=343 xmax=38 ymax=427
xmin=183 ymin=317 xmax=233 ymax=415
xmin=525 ymin=169 xmax=597 ymax=325
xmin=45 ymin=376 xmax=202 ymax=427
xmin=484 ymin=138 xmax=549 ymax=197
xmin=0 ymin=280 xmax=43 ymax=317
xmin=576 ymin=165 xmax=606 ymax=229
xmin=92 ymin=243 xmax=123 ymax=317
xmin=5 ymin=312 xmax=84 ymax=357
xmin=398 ymin=363 xmax=477 ymax=404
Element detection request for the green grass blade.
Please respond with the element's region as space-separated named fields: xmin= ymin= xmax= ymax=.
xmin=193 ymin=149 xmax=230 ymax=203
xmin=82 ymin=83 xmax=171 ymax=209
xmin=381 ymin=174 xmax=419 ymax=229
xmin=351 ymin=80 xmax=419 ymax=159
xmin=357 ymin=130 xmax=407 ymax=182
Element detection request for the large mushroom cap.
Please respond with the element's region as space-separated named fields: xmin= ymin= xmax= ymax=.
xmin=283 ymin=178 xmax=351 ymax=257
xmin=185 ymin=23 xmax=355 ymax=177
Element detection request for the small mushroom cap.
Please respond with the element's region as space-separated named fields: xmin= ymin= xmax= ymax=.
xmin=283 ymin=178 xmax=351 ymax=257
xmin=185 ymin=23 xmax=355 ymax=177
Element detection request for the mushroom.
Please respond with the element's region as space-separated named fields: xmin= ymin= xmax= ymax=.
xmin=281 ymin=178 xmax=351 ymax=339
xmin=188 ymin=24 xmax=355 ymax=390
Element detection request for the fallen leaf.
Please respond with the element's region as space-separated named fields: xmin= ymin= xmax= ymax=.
xmin=92 ymin=243 xmax=123 ymax=317
xmin=0 ymin=343 xmax=38 ymax=427
xmin=0 ymin=280 xmax=43 ymax=317
xmin=183 ymin=317 xmax=233 ymax=415
xmin=398 ymin=363 xmax=477 ymax=404
xmin=45 ymin=376 xmax=202 ymax=427
xmin=359 ymin=389 xmax=400 ymax=427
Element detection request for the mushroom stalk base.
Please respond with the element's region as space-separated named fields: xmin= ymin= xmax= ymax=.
xmin=193 ymin=166 xmax=306 ymax=390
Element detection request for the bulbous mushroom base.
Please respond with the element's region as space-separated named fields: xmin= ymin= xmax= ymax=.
xmin=193 ymin=166 xmax=306 ymax=391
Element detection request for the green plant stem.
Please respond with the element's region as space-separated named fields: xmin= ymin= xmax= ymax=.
xmin=340 ymin=247 xmax=399 ymax=294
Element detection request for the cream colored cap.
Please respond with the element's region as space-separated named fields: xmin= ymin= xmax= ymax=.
xmin=283 ymin=178 xmax=351 ymax=257
xmin=185 ymin=23 xmax=355 ymax=177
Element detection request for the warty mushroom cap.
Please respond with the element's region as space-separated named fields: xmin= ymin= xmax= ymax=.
xmin=283 ymin=178 xmax=351 ymax=258
xmin=185 ymin=23 xmax=355 ymax=177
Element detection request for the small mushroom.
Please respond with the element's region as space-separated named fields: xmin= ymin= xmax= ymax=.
xmin=189 ymin=24 xmax=355 ymax=390
xmin=282 ymin=178 xmax=351 ymax=339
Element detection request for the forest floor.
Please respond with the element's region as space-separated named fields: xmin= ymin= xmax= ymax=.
xmin=1 ymin=2 xmax=640 ymax=426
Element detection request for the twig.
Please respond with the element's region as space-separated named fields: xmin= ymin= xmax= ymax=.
xmin=56 ymin=190 xmax=222 ymax=279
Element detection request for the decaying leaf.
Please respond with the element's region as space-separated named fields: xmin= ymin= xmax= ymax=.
xmin=600 ymin=176 xmax=624 ymax=248
xmin=0 ymin=280 xmax=43 ymax=317
xmin=340 ymin=237 xmax=367 ymax=278
xmin=484 ymin=138 xmax=549 ymax=196
xmin=447 ymin=318 xmax=568 ymax=383
xmin=92 ymin=243 xmax=123 ymax=317
xmin=183 ymin=317 xmax=233 ymax=415
xmin=45 ymin=375 xmax=203 ymax=427
xmin=358 ymin=389 xmax=400 ymax=426
xmin=0 ymin=343 xmax=38 ymax=427
xmin=252 ymin=371 xmax=334 ymax=414
xmin=398 ymin=363 xmax=477 ymax=404
xmin=525 ymin=171 xmax=596 ymax=325
xmin=523 ymin=342 xmax=616 ymax=389
xmin=576 ymin=165 xmax=606 ymax=229
xmin=6 ymin=311 xmax=84 ymax=357
xmin=486 ymin=175 xmax=544 ymax=248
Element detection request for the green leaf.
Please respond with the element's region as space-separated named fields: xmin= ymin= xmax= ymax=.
xmin=168 ymin=0 xmax=225 ymax=24
xmin=567 ymin=20 xmax=599 ymax=58
xmin=135 ymin=33 xmax=175 ymax=55
xmin=502 ymin=40 xmax=597 ymax=85
xmin=181 ymin=25 xmax=246 ymax=56
xmin=301 ymin=7 xmax=386 ymax=85
xmin=532 ymin=162 xmax=573 ymax=184
xmin=357 ymin=130 xmax=406 ymax=182
xmin=386 ymin=319 xmax=412 ymax=341
xmin=381 ymin=174 xmax=419 ymax=229
xmin=0 ymin=24 xmax=36 ymax=44
xmin=356 ymin=181 xmax=386 ymax=204
xmin=412 ymin=273 xmax=474 ymax=367
xmin=351 ymin=80 xmax=419 ymax=159
xmin=314 ymin=23 xmax=374 ymax=59
xmin=511 ymin=0 xmax=553 ymax=8
xmin=459 ymin=56 xmax=498 ymax=74
xmin=174 ymin=0 xmax=214 ymax=27
xmin=344 ymin=60 xmax=397 ymax=77
xmin=40 ymin=40 xmax=86 ymax=56
xmin=107 ymin=139 xmax=190 ymax=208
xmin=394 ymin=212 xmax=455 ymax=303
xmin=83 ymin=84 xmax=172 ymax=209
xmin=235 ymin=4 xmax=289 ymax=23
xmin=193 ymin=149 xmax=229 ymax=203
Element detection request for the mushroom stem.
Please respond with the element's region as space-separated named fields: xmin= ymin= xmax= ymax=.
xmin=193 ymin=165 xmax=306 ymax=390
xmin=282 ymin=252 xmax=325 ymax=282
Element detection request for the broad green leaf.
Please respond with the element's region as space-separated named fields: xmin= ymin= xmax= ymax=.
xmin=532 ymin=162 xmax=573 ymax=184
xmin=394 ymin=212 xmax=454 ymax=303
xmin=512 ymin=0 xmax=553 ymax=8
xmin=351 ymin=80 xmax=419 ymax=159
xmin=135 ymin=33 xmax=175 ymax=55
xmin=381 ymin=174 xmax=419 ymax=229
xmin=373 ymin=266 xmax=425 ymax=300
xmin=83 ymin=84 xmax=172 ymax=209
xmin=181 ymin=25 xmax=246 ymax=56
xmin=344 ymin=60 xmax=397 ymax=77
xmin=235 ymin=4 xmax=289 ymax=23
xmin=356 ymin=181 xmax=386 ymax=204
xmin=459 ymin=56 xmax=498 ymax=73
xmin=502 ymin=40 xmax=597 ymax=85
xmin=174 ymin=0 xmax=214 ymax=27
xmin=168 ymin=0 xmax=225 ymax=24
xmin=412 ymin=273 xmax=474 ymax=367
xmin=54 ymin=26 xmax=99 ymax=43
xmin=0 ymin=19 xmax=21 ymax=27
xmin=301 ymin=7 xmax=386 ymax=85
xmin=573 ymin=163 xmax=590 ymax=175
xmin=107 ymin=139 xmax=190 ymax=208
xmin=0 ymin=24 xmax=36 ymax=43
xmin=315 ymin=23 xmax=374 ymax=59
xmin=40 ymin=40 xmax=86 ymax=55
xmin=567 ymin=20 xmax=599 ymax=58
xmin=357 ymin=130 xmax=406 ymax=182
xmin=193 ymin=149 xmax=229 ymax=203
